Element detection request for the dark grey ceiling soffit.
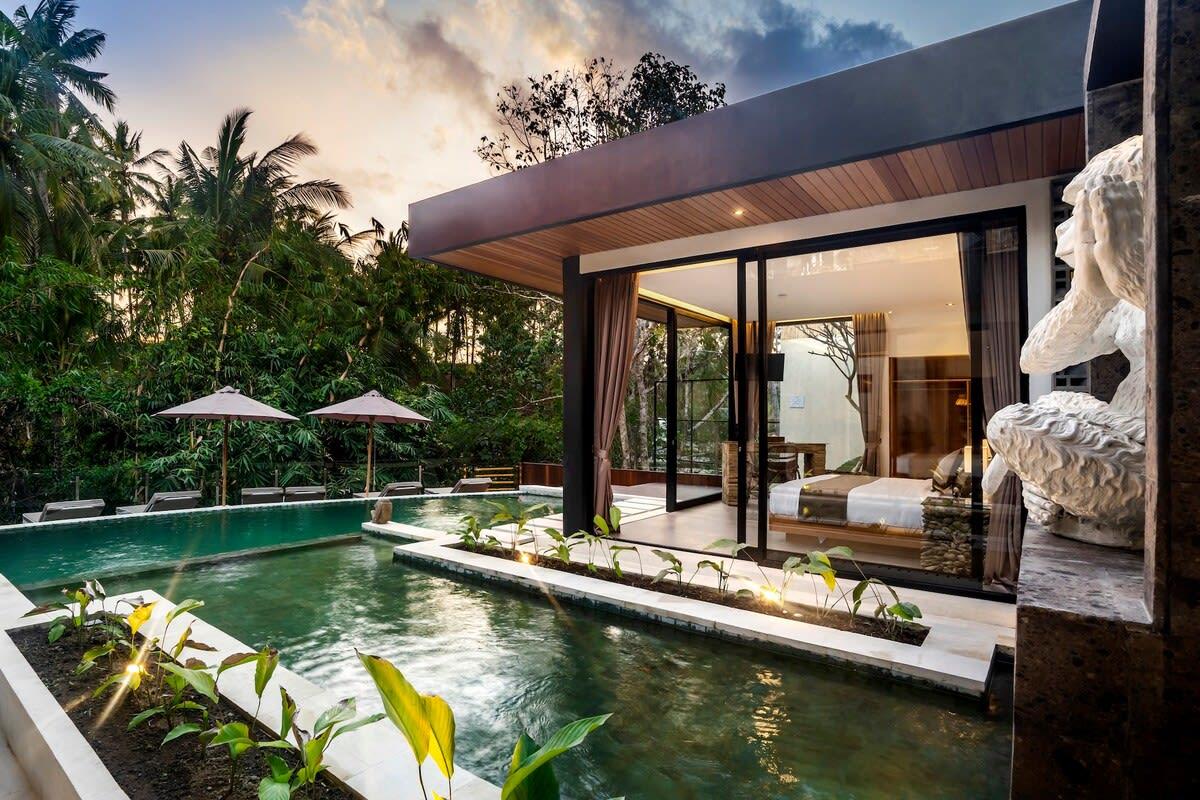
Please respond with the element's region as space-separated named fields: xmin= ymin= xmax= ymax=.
xmin=409 ymin=0 xmax=1090 ymax=259
xmin=1084 ymin=0 xmax=1145 ymax=91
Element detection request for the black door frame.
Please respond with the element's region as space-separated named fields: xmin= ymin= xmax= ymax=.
xmin=564 ymin=205 xmax=1029 ymax=598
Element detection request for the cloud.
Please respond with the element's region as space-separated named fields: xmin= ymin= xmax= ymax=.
xmin=722 ymin=1 xmax=912 ymax=97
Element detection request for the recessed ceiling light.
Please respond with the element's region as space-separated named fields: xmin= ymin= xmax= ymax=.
xmin=886 ymin=310 xmax=894 ymax=314
xmin=777 ymin=292 xmax=788 ymax=298
xmin=945 ymin=302 xmax=955 ymax=307
xmin=732 ymin=208 xmax=745 ymax=217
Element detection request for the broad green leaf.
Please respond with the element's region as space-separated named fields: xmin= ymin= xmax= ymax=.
xmin=279 ymin=687 xmax=297 ymax=740
xmin=265 ymin=753 xmax=293 ymax=783
xmin=172 ymin=624 xmax=193 ymax=659
xmin=704 ymin=538 xmax=743 ymax=555
xmin=824 ymin=545 xmax=855 ymax=558
xmin=24 ymin=602 xmax=68 ymax=617
xmin=258 ymin=777 xmax=292 ymax=800
xmin=809 ymin=551 xmax=832 ymax=569
xmin=126 ymin=602 xmax=156 ymax=638
xmin=166 ymin=598 xmax=204 ymax=624
xmin=889 ymin=601 xmax=922 ymax=621
xmin=501 ymin=714 xmax=611 ymax=799
xmin=77 ymin=640 xmax=115 ymax=669
xmin=330 ymin=713 xmax=384 ymax=743
xmin=128 ymin=706 xmax=165 ymax=730
xmin=504 ymin=733 xmax=558 ymax=800
xmin=254 ymin=648 xmax=280 ymax=699
xmin=357 ymin=651 xmax=430 ymax=764
xmin=314 ymin=697 xmax=356 ymax=735
xmin=592 ymin=514 xmax=609 ymax=535
xmin=424 ymin=694 xmax=456 ymax=780
xmin=609 ymin=506 xmax=621 ymax=530
xmin=161 ymin=662 xmax=217 ymax=703
xmin=217 ymin=651 xmax=259 ymax=676
xmin=208 ymin=722 xmax=252 ymax=751
xmin=162 ymin=722 xmax=202 ymax=745
xmin=47 ymin=621 xmax=66 ymax=643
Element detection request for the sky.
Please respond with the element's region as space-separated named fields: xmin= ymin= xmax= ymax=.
xmin=12 ymin=0 xmax=1071 ymax=231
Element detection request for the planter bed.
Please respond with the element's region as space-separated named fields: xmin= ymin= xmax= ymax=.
xmin=11 ymin=622 xmax=355 ymax=800
xmin=452 ymin=544 xmax=929 ymax=646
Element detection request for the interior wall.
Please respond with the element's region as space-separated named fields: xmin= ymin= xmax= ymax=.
xmin=581 ymin=178 xmax=1057 ymax=401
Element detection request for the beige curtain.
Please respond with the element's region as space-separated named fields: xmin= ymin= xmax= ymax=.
xmin=593 ymin=273 xmax=640 ymax=521
xmin=853 ymin=313 xmax=886 ymax=475
xmin=978 ymin=227 xmax=1024 ymax=587
xmin=733 ymin=321 xmax=775 ymax=438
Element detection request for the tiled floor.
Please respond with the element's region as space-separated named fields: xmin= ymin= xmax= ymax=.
xmin=616 ymin=496 xmax=923 ymax=567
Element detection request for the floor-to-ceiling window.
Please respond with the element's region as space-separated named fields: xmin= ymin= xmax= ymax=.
xmin=612 ymin=211 xmax=1026 ymax=595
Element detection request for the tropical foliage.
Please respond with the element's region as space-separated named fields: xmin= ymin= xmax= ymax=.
xmin=0 ymin=2 xmax=727 ymax=522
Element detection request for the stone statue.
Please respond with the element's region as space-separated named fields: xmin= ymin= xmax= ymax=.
xmin=982 ymin=135 xmax=1146 ymax=549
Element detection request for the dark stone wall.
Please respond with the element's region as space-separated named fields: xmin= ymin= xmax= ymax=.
xmin=1013 ymin=1 xmax=1200 ymax=797
xmin=1143 ymin=0 xmax=1200 ymax=790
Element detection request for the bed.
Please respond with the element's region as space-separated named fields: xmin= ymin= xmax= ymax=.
xmin=767 ymin=473 xmax=939 ymax=546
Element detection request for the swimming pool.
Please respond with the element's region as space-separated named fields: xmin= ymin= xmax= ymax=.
xmin=40 ymin=539 xmax=1011 ymax=799
xmin=0 ymin=493 xmax=561 ymax=588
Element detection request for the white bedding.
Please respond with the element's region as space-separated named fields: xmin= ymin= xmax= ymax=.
xmin=768 ymin=475 xmax=934 ymax=531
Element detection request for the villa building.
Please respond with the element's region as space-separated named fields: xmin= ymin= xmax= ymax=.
xmin=409 ymin=0 xmax=1200 ymax=796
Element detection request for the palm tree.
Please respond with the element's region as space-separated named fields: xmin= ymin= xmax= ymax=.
xmin=173 ymin=108 xmax=351 ymax=375
xmin=0 ymin=0 xmax=114 ymax=257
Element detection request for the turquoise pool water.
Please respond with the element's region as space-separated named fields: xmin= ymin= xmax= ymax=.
xmin=73 ymin=540 xmax=1010 ymax=799
xmin=0 ymin=493 xmax=560 ymax=588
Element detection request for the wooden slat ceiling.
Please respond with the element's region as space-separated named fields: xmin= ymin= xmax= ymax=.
xmin=432 ymin=114 xmax=1085 ymax=294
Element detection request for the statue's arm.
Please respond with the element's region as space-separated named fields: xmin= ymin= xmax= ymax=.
xmin=1020 ymin=287 xmax=1119 ymax=373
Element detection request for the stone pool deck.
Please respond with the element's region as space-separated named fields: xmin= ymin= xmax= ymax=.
xmin=365 ymin=494 xmax=1015 ymax=698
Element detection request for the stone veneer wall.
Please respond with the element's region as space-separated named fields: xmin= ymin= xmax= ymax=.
xmin=1013 ymin=1 xmax=1200 ymax=797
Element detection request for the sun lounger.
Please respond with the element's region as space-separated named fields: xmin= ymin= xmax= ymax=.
xmin=241 ymin=487 xmax=284 ymax=505
xmin=115 ymin=490 xmax=202 ymax=515
xmin=426 ymin=477 xmax=492 ymax=495
xmin=353 ymin=481 xmax=425 ymax=499
xmin=284 ymin=485 xmax=327 ymax=502
xmin=21 ymin=498 xmax=105 ymax=524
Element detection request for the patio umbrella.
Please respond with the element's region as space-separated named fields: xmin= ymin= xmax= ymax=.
xmin=154 ymin=386 xmax=298 ymax=506
xmin=307 ymin=390 xmax=431 ymax=494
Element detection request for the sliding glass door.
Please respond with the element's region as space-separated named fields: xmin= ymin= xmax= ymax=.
xmin=741 ymin=212 xmax=1026 ymax=594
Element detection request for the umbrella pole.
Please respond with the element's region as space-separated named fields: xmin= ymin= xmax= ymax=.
xmin=222 ymin=417 xmax=229 ymax=506
xmin=366 ymin=422 xmax=374 ymax=494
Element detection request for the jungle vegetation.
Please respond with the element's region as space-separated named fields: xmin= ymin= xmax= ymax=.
xmin=0 ymin=1 xmax=726 ymax=520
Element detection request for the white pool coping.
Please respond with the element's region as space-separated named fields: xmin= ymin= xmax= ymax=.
xmin=0 ymin=583 xmax=499 ymax=800
xmin=366 ymin=499 xmax=1013 ymax=698
xmin=0 ymin=488 xmax=563 ymax=534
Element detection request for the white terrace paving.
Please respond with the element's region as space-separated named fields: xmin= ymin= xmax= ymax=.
xmin=365 ymin=493 xmax=1015 ymax=697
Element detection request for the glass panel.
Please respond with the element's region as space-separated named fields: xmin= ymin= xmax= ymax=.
xmin=674 ymin=312 xmax=728 ymax=504
xmin=611 ymin=305 xmax=667 ymax=498
xmin=759 ymin=232 xmax=987 ymax=582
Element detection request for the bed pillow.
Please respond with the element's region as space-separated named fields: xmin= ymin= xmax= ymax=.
xmin=931 ymin=449 xmax=964 ymax=495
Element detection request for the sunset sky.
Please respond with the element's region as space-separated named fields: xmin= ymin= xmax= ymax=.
xmin=22 ymin=0 xmax=1068 ymax=231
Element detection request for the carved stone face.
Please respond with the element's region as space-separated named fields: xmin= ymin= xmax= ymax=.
xmin=1058 ymin=135 xmax=1145 ymax=310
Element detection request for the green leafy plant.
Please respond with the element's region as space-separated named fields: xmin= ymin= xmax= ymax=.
xmin=22 ymin=579 xmax=107 ymax=644
xmin=696 ymin=538 xmax=750 ymax=596
xmin=455 ymin=513 xmax=499 ymax=551
xmin=539 ymin=527 xmax=583 ymax=564
xmin=488 ymin=499 xmax=552 ymax=557
xmin=608 ymin=544 xmax=642 ymax=579
xmin=258 ymin=691 xmax=383 ymax=800
xmin=359 ymin=651 xmax=611 ymax=800
xmin=651 ymin=549 xmax=684 ymax=588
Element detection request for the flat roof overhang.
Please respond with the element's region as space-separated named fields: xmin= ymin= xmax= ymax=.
xmin=409 ymin=0 xmax=1091 ymax=293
